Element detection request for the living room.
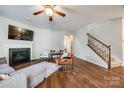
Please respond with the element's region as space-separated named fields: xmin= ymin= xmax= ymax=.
xmin=0 ymin=16 xmax=74 ymax=61
xmin=1 ymin=1 xmax=124 ymax=90
xmin=0 ymin=5 xmax=75 ymax=88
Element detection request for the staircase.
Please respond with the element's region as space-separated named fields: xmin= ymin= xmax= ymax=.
xmin=87 ymin=33 xmax=111 ymax=69
xmin=87 ymin=33 xmax=123 ymax=69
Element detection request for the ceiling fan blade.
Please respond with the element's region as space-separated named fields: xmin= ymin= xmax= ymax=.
xmin=54 ymin=10 xmax=66 ymax=17
xmin=42 ymin=5 xmax=47 ymax=8
xmin=33 ymin=10 xmax=44 ymax=15
xmin=51 ymin=5 xmax=56 ymax=8
xmin=42 ymin=5 xmax=56 ymax=8
xmin=49 ymin=16 xmax=53 ymax=21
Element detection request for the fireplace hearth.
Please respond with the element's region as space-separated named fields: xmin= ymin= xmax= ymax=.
xmin=9 ymin=48 xmax=30 ymax=66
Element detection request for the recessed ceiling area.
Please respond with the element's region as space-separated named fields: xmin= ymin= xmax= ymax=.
xmin=0 ymin=5 xmax=124 ymax=31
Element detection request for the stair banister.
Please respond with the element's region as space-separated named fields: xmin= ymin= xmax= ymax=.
xmin=87 ymin=33 xmax=111 ymax=69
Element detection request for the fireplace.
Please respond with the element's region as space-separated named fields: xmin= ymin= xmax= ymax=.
xmin=9 ymin=48 xmax=30 ymax=66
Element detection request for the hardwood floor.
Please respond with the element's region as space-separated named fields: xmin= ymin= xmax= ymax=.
xmin=13 ymin=59 xmax=41 ymax=70
xmin=36 ymin=57 xmax=124 ymax=88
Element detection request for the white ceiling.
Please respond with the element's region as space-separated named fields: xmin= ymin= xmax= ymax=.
xmin=0 ymin=5 xmax=124 ymax=31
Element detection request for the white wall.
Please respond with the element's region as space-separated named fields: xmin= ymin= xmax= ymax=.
xmin=122 ymin=17 xmax=124 ymax=66
xmin=74 ymin=17 xmax=122 ymax=68
xmin=0 ymin=17 xmax=34 ymax=62
xmin=0 ymin=16 xmax=73 ymax=62
xmin=74 ymin=25 xmax=108 ymax=68
xmin=88 ymin=18 xmax=122 ymax=60
xmin=33 ymin=29 xmax=72 ymax=59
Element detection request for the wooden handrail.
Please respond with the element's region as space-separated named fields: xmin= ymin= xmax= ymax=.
xmin=87 ymin=33 xmax=111 ymax=69
xmin=87 ymin=33 xmax=110 ymax=48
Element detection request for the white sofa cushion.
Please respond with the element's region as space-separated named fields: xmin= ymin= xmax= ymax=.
xmin=0 ymin=72 xmax=27 ymax=88
xmin=0 ymin=64 xmax=15 ymax=74
xmin=0 ymin=64 xmax=9 ymax=69
xmin=39 ymin=62 xmax=61 ymax=78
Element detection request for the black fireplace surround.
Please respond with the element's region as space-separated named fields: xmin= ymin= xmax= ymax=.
xmin=9 ymin=48 xmax=30 ymax=66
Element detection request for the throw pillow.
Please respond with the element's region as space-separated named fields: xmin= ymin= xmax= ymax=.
xmin=0 ymin=74 xmax=10 ymax=80
xmin=61 ymin=52 xmax=68 ymax=59
xmin=0 ymin=57 xmax=7 ymax=64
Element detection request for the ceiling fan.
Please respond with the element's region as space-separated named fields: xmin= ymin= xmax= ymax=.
xmin=33 ymin=5 xmax=66 ymax=22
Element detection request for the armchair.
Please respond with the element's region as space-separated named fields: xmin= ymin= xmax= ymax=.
xmin=55 ymin=53 xmax=73 ymax=71
xmin=40 ymin=49 xmax=51 ymax=62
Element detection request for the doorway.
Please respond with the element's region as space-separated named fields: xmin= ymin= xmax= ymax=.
xmin=64 ymin=35 xmax=74 ymax=53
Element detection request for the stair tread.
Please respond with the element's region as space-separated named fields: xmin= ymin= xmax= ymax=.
xmin=111 ymin=61 xmax=121 ymax=64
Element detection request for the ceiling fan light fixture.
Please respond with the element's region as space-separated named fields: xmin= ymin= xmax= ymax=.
xmin=33 ymin=5 xmax=66 ymax=22
xmin=45 ymin=8 xmax=53 ymax=16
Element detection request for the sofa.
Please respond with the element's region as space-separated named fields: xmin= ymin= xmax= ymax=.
xmin=0 ymin=57 xmax=61 ymax=88
xmin=16 ymin=62 xmax=61 ymax=87
xmin=0 ymin=72 xmax=27 ymax=88
xmin=13 ymin=62 xmax=46 ymax=88
xmin=0 ymin=57 xmax=46 ymax=88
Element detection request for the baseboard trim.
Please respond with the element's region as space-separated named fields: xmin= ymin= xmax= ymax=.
xmin=74 ymin=56 xmax=107 ymax=69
